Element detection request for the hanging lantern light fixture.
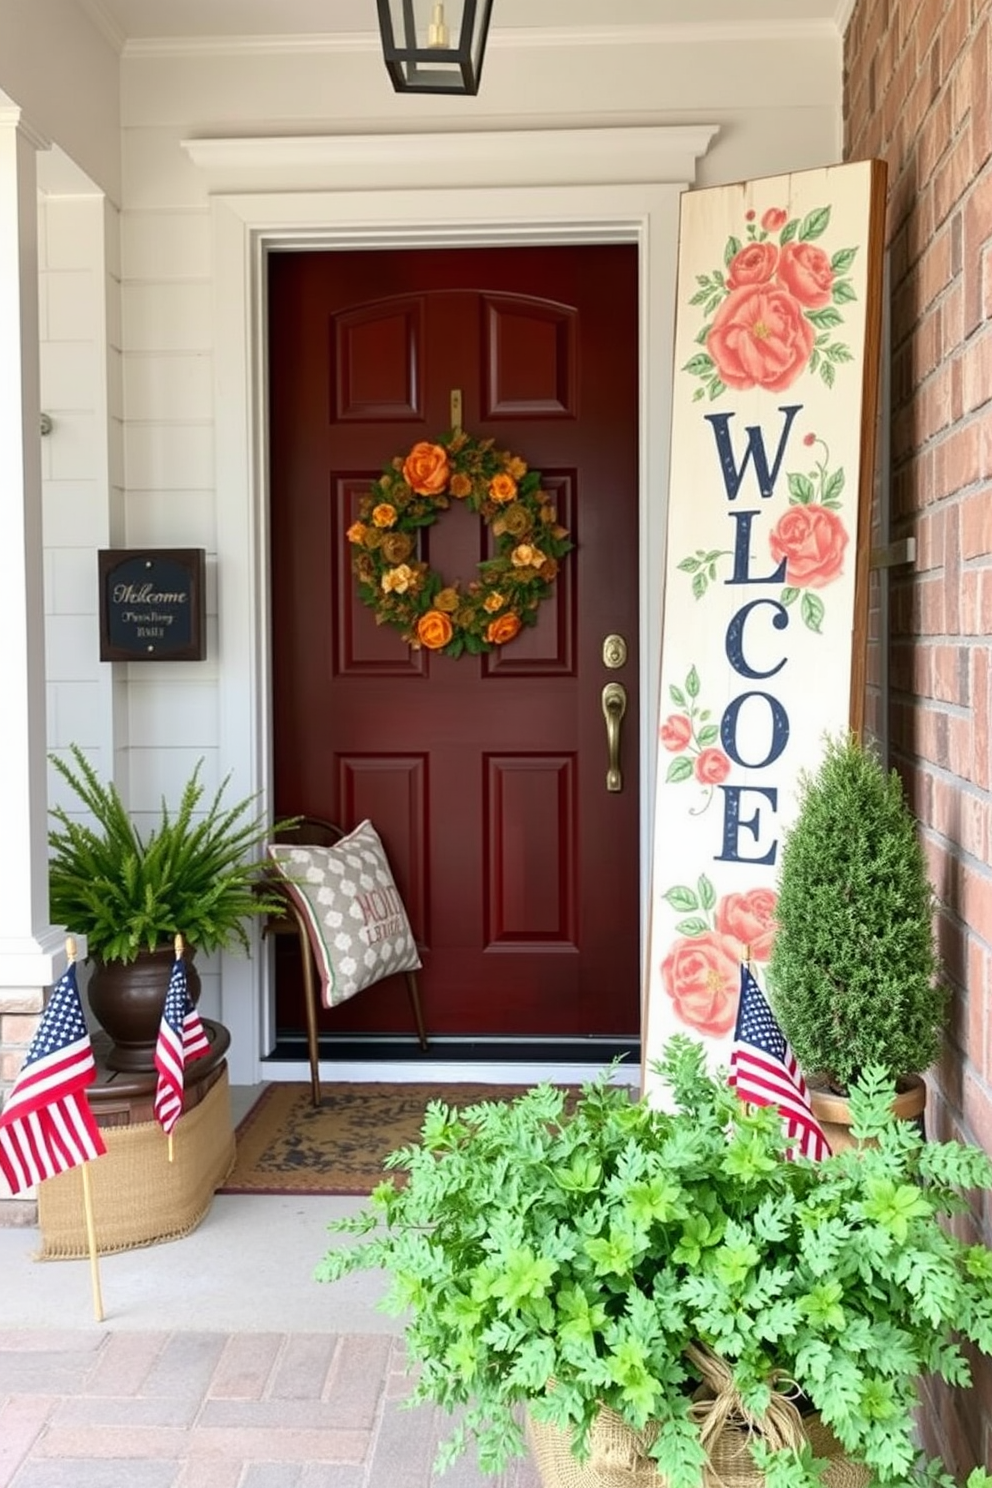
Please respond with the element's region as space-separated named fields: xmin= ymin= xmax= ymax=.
xmin=376 ymin=1 xmax=495 ymax=96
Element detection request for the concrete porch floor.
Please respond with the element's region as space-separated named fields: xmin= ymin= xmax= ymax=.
xmin=0 ymin=1085 xmax=543 ymax=1488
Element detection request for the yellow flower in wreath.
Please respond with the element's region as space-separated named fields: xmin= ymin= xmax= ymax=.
xmin=382 ymin=563 xmax=415 ymax=595
xmin=372 ymin=503 xmax=398 ymax=529
xmin=511 ymin=543 xmax=545 ymax=570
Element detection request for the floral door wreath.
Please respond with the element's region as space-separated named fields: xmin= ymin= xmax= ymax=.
xmin=346 ymin=431 xmax=572 ymax=658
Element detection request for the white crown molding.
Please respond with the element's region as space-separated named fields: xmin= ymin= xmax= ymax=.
xmin=124 ymin=19 xmax=841 ymax=59
xmin=181 ymin=124 xmax=719 ymax=192
xmin=125 ymin=31 xmax=372 ymax=58
xmin=76 ymin=0 xmax=127 ymax=53
xmin=489 ymin=21 xmax=841 ymax=46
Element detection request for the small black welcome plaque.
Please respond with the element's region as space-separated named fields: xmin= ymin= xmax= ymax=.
xmin=99 ymin=549 xmax=206 ymax=662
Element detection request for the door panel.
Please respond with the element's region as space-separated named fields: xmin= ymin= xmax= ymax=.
xmin=268 ymin=245 xmax=639 ymax=1042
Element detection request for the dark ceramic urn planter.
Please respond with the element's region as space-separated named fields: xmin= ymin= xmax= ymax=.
xmin=87 ymin=946 xmax=201 ymax=1072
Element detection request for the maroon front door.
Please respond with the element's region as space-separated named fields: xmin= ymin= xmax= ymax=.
xmin=268 ymin=244 xmax=639 ymax=1043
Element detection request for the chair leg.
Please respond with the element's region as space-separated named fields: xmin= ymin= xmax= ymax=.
xmin=292 ymin=910 xmax=322 ymax=1107
xmin=405 ymin=970 xmax=429 ymax=1052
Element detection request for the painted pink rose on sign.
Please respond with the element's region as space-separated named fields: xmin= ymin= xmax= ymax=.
xmin=715 ymin=888 xmax=778 ymax=963
xmin=726 ymin=241 xmax=778 ymax=289
xmin=706 ymin=284 xmax=816 ymax=393
xmin=661 ymin=667 xmax=728 ymax=815
xmin=769 ymin=503 xmax=848 ymax=588
xmin=777 ymin=240 xmax=835 ymax=309
xmin=684 ymin=204 xmax=858 ymax=400
xmin=694 ymin=748 xmax=731 ymax=785
xmin=660 ymin=714 xmax=693 ymax=751
xmin=661 ymin=931 xmax=740 ymax=1037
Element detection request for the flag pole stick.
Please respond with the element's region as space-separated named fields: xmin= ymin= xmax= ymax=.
xmin=79 ymin=1161 xmax=104 ymax=1322
xmin=66 ymin=937 xmax=105 ymax=1323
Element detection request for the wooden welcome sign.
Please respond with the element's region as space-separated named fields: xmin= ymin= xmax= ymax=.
xmin=643 ymin=160 xmax=886 ymax=1092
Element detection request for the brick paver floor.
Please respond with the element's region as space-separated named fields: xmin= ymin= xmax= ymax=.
xmin=0 ymin=1330 xmax=543 ymax=1488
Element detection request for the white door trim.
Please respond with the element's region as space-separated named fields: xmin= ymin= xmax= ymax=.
xmin=201 ymin=126 xmax=717 ymax=1083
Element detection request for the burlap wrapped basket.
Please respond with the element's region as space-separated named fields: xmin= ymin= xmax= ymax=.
xmin=526 ymin=1344 xmax=869 ymax=1488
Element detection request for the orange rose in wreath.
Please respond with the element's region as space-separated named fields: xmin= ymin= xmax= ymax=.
xmin=485 ymin=613 xmax=522 ymax=646
xmin=489 ymin=473 xmax=518 ymax=505
xmin=403 ymin=442 xmax=450 ymax=496
xmin=416 ymin=610 xmax=454 ymax=650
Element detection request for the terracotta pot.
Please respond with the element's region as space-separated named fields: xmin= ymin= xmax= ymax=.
xmin=809 ymin=1074 xmax=926 ymax=1154
xmin=87 ymin=947 xmax=201 ymax=1073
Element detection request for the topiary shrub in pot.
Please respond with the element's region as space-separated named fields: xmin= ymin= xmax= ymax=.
xmin=48 ymin=743 xmax=292 ymax=1071
xmin=766 ymin=732 xmax=947 ymax=1142
xmin=318 ymin=1036 xmax=992 ymax=1488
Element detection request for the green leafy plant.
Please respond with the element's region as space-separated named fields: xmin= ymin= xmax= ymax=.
xmin=319 ymin=1037 xmax=992 ymax=1488
xmin=767 ymin=732 xmax=947 ymax=1091
xmin=48 ymin=743 xmax=290 ymax=962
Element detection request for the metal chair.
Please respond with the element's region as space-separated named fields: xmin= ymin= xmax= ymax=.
xmin=262 ymin=816 xmax=429 ymax=1106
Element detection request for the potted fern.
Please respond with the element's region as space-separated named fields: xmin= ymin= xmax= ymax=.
xmin=318 ymin=1036 xmax=992 ymax=1488
xmin=766 ymin=732 xmax=948 ymax=1142
xmin=48 ymin=743 xmax=290 ymax=1071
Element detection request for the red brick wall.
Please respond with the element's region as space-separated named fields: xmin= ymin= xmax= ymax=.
xmin=844 ymin=0 xmax=992 ymax=1475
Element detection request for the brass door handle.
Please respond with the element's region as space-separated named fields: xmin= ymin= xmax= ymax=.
xmin=601 ymin=682 xmax=627 ymax=793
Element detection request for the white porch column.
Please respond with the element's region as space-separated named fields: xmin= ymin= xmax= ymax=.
xmin=0 ymin=106 xmax=72 ymax=1125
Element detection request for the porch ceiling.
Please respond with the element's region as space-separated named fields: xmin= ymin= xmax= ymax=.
xmin=84 ymin=0 xmax=848 ymax=44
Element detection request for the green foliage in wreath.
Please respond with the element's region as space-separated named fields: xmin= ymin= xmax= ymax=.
xmin=346 ymin=430 xmax=572 ymax=659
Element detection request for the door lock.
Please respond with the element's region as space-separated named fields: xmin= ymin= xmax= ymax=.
xmin=602 ymin=634 xmax=627 ymax=669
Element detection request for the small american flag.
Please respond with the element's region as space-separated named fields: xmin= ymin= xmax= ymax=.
xmin=0 ymin=962 xmax=106 ymax=1195
xmin=729 ymin=963 xmax=831 ymax=1162
xmin=153 ymin=953 xmax=211 ymax=1135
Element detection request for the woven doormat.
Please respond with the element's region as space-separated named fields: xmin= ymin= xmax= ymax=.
xmin=218 ymin=1081 xmax=546 ymax=1196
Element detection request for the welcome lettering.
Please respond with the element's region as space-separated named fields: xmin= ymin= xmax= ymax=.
xmin=711 ymin=406 xmax=806 ymax=865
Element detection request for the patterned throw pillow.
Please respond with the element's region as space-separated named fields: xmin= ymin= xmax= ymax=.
xmin=267 ymin=821 xmax=421 ymax=1008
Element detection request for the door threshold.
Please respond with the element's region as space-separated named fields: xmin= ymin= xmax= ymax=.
xmin=264 ymin=1034 xmax=641 ymax=1087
